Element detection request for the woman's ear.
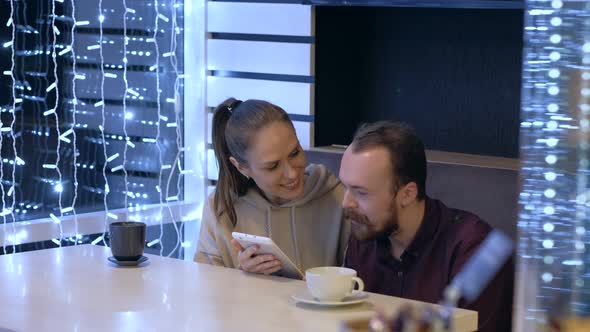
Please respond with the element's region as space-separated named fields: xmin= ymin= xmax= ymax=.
xmin=229 ymin=156 xmax=251 ymax=179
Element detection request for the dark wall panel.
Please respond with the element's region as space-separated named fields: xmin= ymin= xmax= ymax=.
xmin=315 ymin=7 xmax=523 ymax=158
xmin=306 ymin=149 xmax=518 ymax=239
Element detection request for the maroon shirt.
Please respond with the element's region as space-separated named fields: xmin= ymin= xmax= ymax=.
xmin=344 ymin=197 xmax=514 ymax=332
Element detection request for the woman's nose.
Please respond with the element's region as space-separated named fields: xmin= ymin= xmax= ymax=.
xmin=284 ymin=162 xmax=298 ymax=179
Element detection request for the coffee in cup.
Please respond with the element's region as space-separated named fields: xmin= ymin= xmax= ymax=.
xmin=305 ymin=266 xmax=365 ymax=302
xmin=109 ymin=221 xmax=146 ymax=261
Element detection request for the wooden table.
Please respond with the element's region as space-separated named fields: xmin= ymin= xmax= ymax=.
xmin=0 ymin=245 xmax=477 ymax=331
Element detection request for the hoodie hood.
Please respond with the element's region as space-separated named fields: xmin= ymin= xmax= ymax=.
xmin=240 ymin=163 xmax=340 ymax=211
xmin=235 ymin=163 xmax=344 ymax=272
xmin=195 ymin=163 xmax=348 ymax=274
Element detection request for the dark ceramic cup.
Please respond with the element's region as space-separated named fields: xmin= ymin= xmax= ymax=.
xmin=109 ymin=221 xmax=146 ymax=261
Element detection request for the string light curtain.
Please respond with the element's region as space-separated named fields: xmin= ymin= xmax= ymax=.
xmin=516 ymin=0 xmax=590 ymax=329
xmin=0 ymin=0 xmax=204 ymax=258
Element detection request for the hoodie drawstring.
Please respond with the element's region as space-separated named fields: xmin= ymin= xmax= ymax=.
xmin=265 ymin=206 xmax=272 ymax=237
xmin=290 ymin=207 xmax=302 ymax=269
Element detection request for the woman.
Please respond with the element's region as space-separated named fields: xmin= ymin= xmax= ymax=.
xmin=194 ymin=98 xmax=349 ymax=277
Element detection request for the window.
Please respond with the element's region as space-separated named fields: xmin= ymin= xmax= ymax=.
xmin=0 ymin=0 xmax=205 ymax=256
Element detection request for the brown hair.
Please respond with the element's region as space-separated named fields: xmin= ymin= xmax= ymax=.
xmin=351 ymin=121 xmax=427 ymax=200
xmin=211 ymin=98 xmax=294 ymax=225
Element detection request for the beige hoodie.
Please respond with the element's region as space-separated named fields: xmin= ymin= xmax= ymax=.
xmin=194 ymin=164 xmax=349 ymax=275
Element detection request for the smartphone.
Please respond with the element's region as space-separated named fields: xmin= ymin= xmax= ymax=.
xmin=231 ymin=232 xmax=304 ymax=280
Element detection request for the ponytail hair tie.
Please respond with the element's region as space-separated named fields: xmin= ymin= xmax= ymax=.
xmin=227 ymin=100 xmax=242 ymax=113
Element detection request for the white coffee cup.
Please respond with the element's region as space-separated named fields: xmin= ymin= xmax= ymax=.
xmin=305 ymin=266 xmax=365 ymax=302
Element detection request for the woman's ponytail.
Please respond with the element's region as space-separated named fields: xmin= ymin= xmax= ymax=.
xmin=211 ymin=98 xmax=250 ymax=226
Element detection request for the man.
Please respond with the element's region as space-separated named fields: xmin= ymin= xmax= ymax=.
xmin=340 ymin=121 xmax=513 ymax=332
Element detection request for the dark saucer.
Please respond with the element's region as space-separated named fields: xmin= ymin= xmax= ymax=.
xmin=108 ymin=255 xmax=149 ymax=266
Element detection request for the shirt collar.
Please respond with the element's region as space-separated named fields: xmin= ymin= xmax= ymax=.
xmin=375 ymin=196 xmax=441 ymax=263
xmin=401 ymin=196 xmax=441 ymax=260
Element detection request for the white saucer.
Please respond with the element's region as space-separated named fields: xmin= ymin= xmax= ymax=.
xmin=292 ymin=289 xmax=368 ymax=306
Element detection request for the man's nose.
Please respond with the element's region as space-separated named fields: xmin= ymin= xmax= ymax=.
xmin=342 ymin=190 xmax=357 ymax=209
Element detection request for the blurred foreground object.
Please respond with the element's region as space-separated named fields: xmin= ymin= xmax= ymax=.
xmin=548 ymin=317 xmax=590 ymax=332
xmin=341 ymin=230 xmax=513 ymax=332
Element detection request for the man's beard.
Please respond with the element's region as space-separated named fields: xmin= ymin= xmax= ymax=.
xmin=344 ymin=205 xmax=399 ymax=241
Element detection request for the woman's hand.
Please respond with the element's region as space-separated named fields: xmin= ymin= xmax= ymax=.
xmin=231 ymin=239 xmax=283 ymax=275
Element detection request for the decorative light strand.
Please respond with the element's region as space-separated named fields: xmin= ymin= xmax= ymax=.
xmin=164 ymin=0 xmax=182 ymax=257
xmin=9 ymin=0 xmax=19 ymax=253
xmin=153 ymin=0 xmax=165 ymax=256
xmin=571 ymin=0 xmax=590 ymax=310
xmin=0 ymin=0 xmax=191 ymax=252
xmin=99 ymin=0 xmax=110 ymax=246
xmin=69 ymin=0 xmax=79 ymax=241
xmin=516 ymin=0 xmax=590 ymax=328
xmin=3 ymin=0 xmax=15 ymax=253
xmin=14 ymin=0 xmax=28 ymax=248
xmin=51 ymin=0 xmax=64 ymax=243
xmin=122 ymin=0 xmax=130 ymax=209
xmin=32 ymin=1 xmax=47 ymax=223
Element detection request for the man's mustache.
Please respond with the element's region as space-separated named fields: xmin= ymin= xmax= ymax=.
xmin=343 ymin=208 xmax=370 ymax=224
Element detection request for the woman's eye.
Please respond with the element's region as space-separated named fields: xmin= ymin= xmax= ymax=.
xmin=267 ymin=163 xmax=279 ymax=170
xmin=290 ymin=149 xmax=300 ymax=157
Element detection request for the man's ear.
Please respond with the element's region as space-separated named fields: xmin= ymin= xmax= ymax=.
xmin=229 ymin=156 xmax=251 ymax=179
xmin=399 ymin=182 xmax=419 ymax=208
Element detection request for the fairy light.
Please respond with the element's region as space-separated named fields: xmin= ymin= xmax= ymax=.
xmin=516 ymin=0 xmax=590 ymax=329
xmin=51 ymin=0 xmax=64 ymax=243
xmin=122 ymin=0 xmax=130 ymax=209
xmin=98 ymin=0 xmax=109 ymax=246
xmin=153 ymin=0 xmax=165 ymax=256
xmin=3 ymin=0 xmax=15 ymax=253
xmin=68 ymin=0 xmax=79 ymax=242
xmin=147 ymin=238 xmax=160 ymax=247
xmin=0 ymin=0 xmax=197 ymax=257
xmin=164 ymin=0 xmax=182 ymax=256
xmin=572 ymin=11 xmax=590 ymax=314
xmin=30 ymin=1 xmax=44 ymax=227
xmin=91 ymin=236 xmax=103 ymax=245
